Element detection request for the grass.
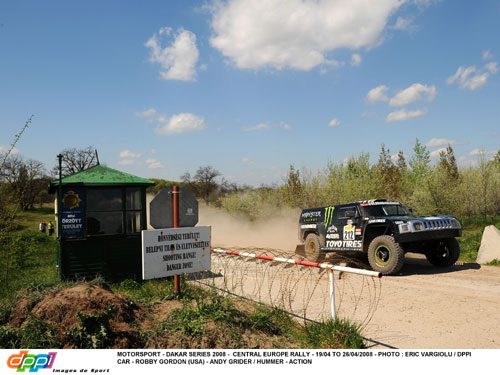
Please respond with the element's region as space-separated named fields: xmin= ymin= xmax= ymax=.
xmin=11 ymin=206 xmax=55 ymax=233
xmin=457 ymin=215 xmax=500 ymax=264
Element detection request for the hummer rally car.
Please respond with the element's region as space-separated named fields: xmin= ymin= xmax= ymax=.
xmin=298 ymin=199 xmax=462 ymax=275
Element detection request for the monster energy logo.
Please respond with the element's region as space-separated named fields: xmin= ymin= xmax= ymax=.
xmin=324 ymin=206 xmax=335 ymax=226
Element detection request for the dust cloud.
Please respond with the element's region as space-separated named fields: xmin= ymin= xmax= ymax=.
xmin=198 ymin=206 xmax=301 ymax=253
xmin=147 ymin=193 xmax=301 ymax=253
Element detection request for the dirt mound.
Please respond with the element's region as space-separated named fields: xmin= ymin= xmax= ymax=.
xmin=9 ymin=284 xmax=142 ymax=348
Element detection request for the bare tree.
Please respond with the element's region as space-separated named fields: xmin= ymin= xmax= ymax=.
xmin=52 ymin=146 xmax=98 ymax=177
xmin=194 ymin=166 xmax=221 ymax=203
xmin=0 ymin=155 xmax=46 ymax=210
xmin=181 ymin=166 xmax=222 ymax=203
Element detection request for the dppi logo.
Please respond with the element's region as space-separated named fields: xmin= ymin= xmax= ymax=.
xmin=7 ymin=351 xmax=57 ymax=373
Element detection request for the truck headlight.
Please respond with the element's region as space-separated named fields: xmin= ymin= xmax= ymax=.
xmin=398 ymin=223 xmax=410 ymax=233
xmin=412 ymin=222 xmax=424 ymax=231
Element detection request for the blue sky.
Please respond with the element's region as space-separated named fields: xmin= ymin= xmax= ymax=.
xmin=1 ymin=0 xmax=499 ymax=186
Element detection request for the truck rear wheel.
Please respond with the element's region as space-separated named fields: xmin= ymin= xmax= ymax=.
xmin=367 ymin=235 xmax=405 ymax=275
xmin=425 ymin=238 xmax=460 ymax=267
xmin=304 ymin=233 xmax=325 ymax=263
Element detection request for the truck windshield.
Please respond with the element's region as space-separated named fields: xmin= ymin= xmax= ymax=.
xmin=361 ymin=204 xmax=410 ymax=217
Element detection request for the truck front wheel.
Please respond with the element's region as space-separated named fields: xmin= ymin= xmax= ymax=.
xmin=425 ymin=238 xmax=460 ymax=267
xmin=304 ymin=233 xmax=325 ymax=263
xmin=367 ymin=235 xmax=405 ymax=275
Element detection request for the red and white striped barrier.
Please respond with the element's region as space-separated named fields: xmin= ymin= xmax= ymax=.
xmin=211 ymin=248 xmax=381 ymax=278
xmin=210 ymin=247 xmax=382 ymax=319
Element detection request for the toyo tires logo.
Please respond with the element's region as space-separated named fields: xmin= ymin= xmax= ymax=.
xmin=7 ymin=351 xmax=57 ymax=372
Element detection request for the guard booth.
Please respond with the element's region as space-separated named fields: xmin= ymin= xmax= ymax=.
xmin=48 ymin=164 xmax=154 ymax=280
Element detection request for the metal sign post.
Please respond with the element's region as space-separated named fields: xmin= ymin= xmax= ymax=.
xmin=173 ymin=186 xmax=180 ymax=294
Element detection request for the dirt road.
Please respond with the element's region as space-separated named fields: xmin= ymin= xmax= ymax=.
xmin=210 ymin=249 xmax=500 ymax=349
xmin=361 ymin=255 xmax=500 ymax=349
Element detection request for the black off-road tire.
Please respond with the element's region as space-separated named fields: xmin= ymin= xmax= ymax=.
xmin=367 ymin=235 xmax=405 ymax=275
xmin=304 ymin=233 xmax=325 ymax=263
xmin=425 ymin=238 xmax=460 ymax=267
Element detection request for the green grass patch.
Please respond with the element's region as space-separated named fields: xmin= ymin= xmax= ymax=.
xmin=0 ymin=231 xmax=58 ymax=300
xmin=486 ymin=259 xmax=500 ymax=266
xmin=11 ymin=206 xmax=55 ymax=233
xmin=457 ymin=232 xmax=483 ymax=263
xmin=302 ymin=318 xmax=366 ymax=349
xmin=456 ymin=215 xmax=500 ymax=265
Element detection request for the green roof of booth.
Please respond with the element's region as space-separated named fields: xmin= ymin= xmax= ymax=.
xmin=49 ymin=164 xmax=155 ymax=193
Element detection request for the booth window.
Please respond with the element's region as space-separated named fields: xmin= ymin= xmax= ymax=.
xmin=86 ymin=189 xmax=123 ymax=235
xmin=125 ymin=188 xmax=142 ymax=234
xmin=86 ymin=188 xmax=143 ymax=235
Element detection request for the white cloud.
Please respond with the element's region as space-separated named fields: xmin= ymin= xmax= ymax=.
xmin=390 ymin=84 xmax=437 ymax=106
xmin=118 ymin=159 xmax=136 ymax=166
xmin=146 ymin=158 xmax=165 ymax=169
xmin=0 ymin=145 xmax=19 ymax=155
xmin=280 ymin=122 xmax=291 ymax=130
xmin=351 ymin=53 xmax=362 ymax=67
xmin=209 ymin=0 xmax=403 ymax=71
xmin=154 ymin=113 xmax=205 ymax=135
xmin=426 ymin=138 xmax=458 ymax=148
xmin=485 ymin=62 xmax=499 ymax=74
xmin=135 ymin=108 xmax=157 ymax=118
xmin=430 ymin=147 xmax=447 ymax=158
xmin=389 ymin=83 xmax=437 ymax=106
xmin=244 ymin=123 xmax=269 ymax=132
xmin=329 ymin=118 xmax=341 ymax=127
xmin=390 ymin=16 xmax=416 ymax=31
xmin=482 ymin=49 xmax=493 ymax=60
xmin=119 ymin=150 xmax=141 ymax=159
xmin=241 ymin=157 xmax=255 ymax=166
xmin=368 ymin=83 xmax=436 ymax=106
xmin=367 ymin=85 xmax=389 ymax=104
xmin=447 ymin=62 xmax=498 ymax=90
xmin=145 ymin=27 xmax=199 ymax=81
xmin=390 ymin=154 xmax=398 ymax=161
xmin=469 ymin=149 xmax=496 ymax=157
xmin=385 ymin=108 xmax=427 ymax=122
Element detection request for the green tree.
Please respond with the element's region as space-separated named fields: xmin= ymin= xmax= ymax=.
xmin=408 ymin=138 xmax=431 ymax=184
xmin=493 ymin=150 xmax=500 ymax=165
xmin=376 ymin=144 xmax=402 ymax=201
xmin=438 ymin=145 xmax=459 ymax=181
xmin=477 ymin=151 xmax=494 ymax=222
xmin=282 ymin=165 xmax=304 ymax=207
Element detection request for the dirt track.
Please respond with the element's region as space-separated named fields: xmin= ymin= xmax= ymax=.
xmin=361 ymin=255 xmax=500 ymax=349
xmin=210 ymin=247 xmax=500 ymax=349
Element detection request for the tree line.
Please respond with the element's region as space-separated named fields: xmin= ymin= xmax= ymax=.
xmin=2 ymin=132 xmax=499 ymax=223
xmin=0 ymin=146 xmax=98 ymax=213
xmin=219 ymin=140 xmax=500 ymax=221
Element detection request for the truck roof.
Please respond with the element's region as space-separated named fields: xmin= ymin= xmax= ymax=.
xmin=301 ymin=199 xmax=402 ymax=212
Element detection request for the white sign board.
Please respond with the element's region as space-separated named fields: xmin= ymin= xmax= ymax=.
xmin=141 ymin=226 xmax=211 ymax=280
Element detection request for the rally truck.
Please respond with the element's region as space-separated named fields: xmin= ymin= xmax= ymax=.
xmin=298 ymin=199 xmax=462 ymax=275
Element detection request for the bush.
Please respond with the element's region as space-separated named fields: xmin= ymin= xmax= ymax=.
xmin=65 ymin=305 xmax=116 ymax=349
xmin=0 ymin=231 xmax=51 ymax=269
xmin=0 ymin=315 xmax=61 ymax=349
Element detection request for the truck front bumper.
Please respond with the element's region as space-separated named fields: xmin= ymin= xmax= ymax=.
xmin=394 ymin=229 xmax=461 ymax=243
